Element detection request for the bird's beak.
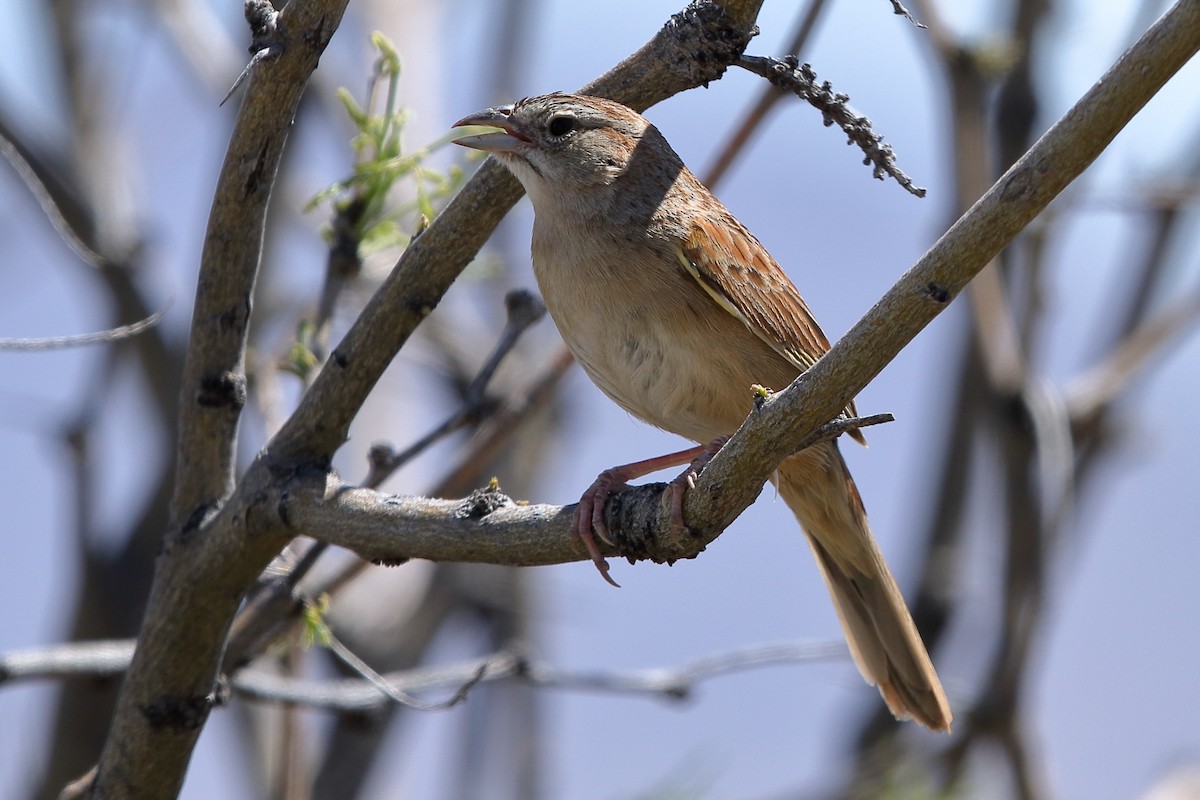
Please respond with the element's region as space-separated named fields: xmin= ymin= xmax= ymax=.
xmin=452 ymin=105 xmax=531 ymax=153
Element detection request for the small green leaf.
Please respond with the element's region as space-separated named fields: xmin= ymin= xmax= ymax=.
xmin=307 ymin=35 xmax=466 ymax=270
xmin=370 ymin=31 xmax=401 ymax=77
xmin=281 ymin=320 xmax=319 ymax=378
xmin=302 ymin=593 xmax=333 ymax=649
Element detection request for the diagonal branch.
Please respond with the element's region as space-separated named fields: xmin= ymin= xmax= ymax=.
xmin=87 ymin=1 xmax=353 ymax=797
xmin=268 ymin=0 xmax=764 ymax=464
xmin=168 ymin=0 xmax=342 ymax=528
xmin=678 ymin=0 xmax=1200 ymax=548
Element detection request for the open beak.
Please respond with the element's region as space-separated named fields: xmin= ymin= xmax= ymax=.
xmin=452 ymin=105 xmax=532 ymax=154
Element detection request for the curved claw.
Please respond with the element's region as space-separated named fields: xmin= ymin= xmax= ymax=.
xmin=574 ymin=518 xmax=621 ymax=588
xmin=574 ymin=469 xmax=624 ymax=587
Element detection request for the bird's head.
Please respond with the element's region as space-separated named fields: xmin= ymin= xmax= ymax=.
xmin=453 ymin=93 xmax=676 ymax=209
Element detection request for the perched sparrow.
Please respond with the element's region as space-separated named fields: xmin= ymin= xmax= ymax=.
xmin=454 ymin=93 xmax=951 ymax=731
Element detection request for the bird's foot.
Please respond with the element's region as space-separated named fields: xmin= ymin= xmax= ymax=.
xmin=574 ymin=445 xmax=713 ymax=587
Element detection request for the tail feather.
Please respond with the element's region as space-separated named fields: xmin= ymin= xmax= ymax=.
xmin=775 ymin=441 xmax=952 ymax=732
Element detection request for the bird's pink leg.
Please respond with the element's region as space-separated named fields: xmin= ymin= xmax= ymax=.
xmin=665 ymin=435 xmax=730 ymax=536
xmin=576 ymin=437 xmax=730 ymax=586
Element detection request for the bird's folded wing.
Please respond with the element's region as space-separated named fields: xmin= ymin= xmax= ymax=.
xmin=676 ymin=216 xmax=863 ymax=438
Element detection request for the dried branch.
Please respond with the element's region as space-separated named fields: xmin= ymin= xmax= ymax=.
xmin=237 ymin=641 xmax=847 ymax=710
xmin=736 ymin=55 xmax=927 ymax=196
xmin=0 ymin=299 xmax=171 ymax=351
xmin=704 ymin=0 xmax=830 ymax=188
xmin=2 ymin=638 xmax=845 ymax=712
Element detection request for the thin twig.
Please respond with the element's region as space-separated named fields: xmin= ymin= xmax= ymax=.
xmin=2 ymin=638 xmax=846 ymax=712
xmin=0 ymin=641 xmax=136 ymax=683
xmin=703 ymin=0 xmax=830 ymax=188
xmin=0 ymin=297 xmax=172 ymax=351
xmin=221 ymin=0 xmax=281 ymax=106
xmin=736 ymin=55 xmax=927 ymax=196
xmin=324 ymin=632 xmax=490 ymax=712
xmin=0 ymin=127 xmax=106 ymax=269
xmin=363 ymin=289 xmax=546 ymax=488
xmin=235 ymin=641 xmax=848 ymax=711
xmin=432 ymin=346 xmax=575 ymax=497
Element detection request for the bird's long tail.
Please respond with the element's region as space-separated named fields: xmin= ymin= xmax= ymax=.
xmin=774 ymin=441 xmax=952 ymax=732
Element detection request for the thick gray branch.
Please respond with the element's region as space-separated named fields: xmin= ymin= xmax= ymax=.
xmin=169 ymin=0 xmax=334 ymax=523
xmin=289 ymin=415 xmax=891 ymax=568
xmin=87 ymin=0 xmax=351 ymax=797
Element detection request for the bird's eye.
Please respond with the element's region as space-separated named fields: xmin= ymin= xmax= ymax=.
xmin=547 ymin=115 xmax=576 ymax=137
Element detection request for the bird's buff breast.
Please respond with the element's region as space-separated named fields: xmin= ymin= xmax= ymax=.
xmin=531 ymin=226 xmax=795 ymax=444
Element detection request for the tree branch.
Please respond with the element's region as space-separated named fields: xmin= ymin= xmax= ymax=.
xmin=2 ymin=639 xmax=845 ymax=712
xmin=235 ymin=641 xmax=847 ymax=710
xmin=82 ymin=4 xmax=765 ymax=797
xmin=285 ymin=416 xmax=893 ymax=568
xmin=168 ymin=0 xmax=319 ymax=525
xmin=678 ymin=0 xmax=1200 ymax=551
xmin=86 ymin=1 xmax=352 ymax=797
xmin=268 ymin=0 xmax=763 ymax=464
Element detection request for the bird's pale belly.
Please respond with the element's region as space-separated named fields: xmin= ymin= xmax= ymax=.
xmin=532 ymin=225 xmax=801 ymax=444
xmin=548 ymin=289 xmax=796 ymax=445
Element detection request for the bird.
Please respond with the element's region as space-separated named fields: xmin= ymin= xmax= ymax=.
xmin=453 ymin=93 xmax=951 ymax=732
